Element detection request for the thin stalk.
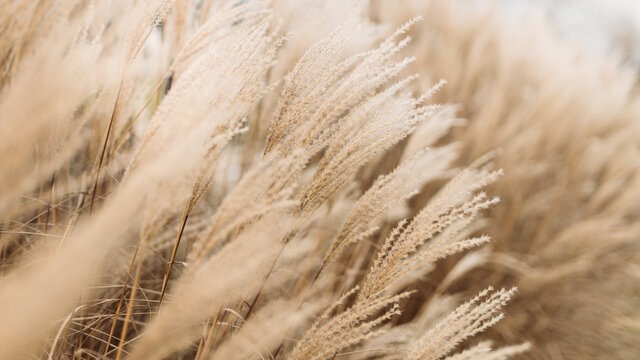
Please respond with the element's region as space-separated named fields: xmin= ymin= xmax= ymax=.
xmin=195 ymin=311 xmax=221 ymax=360
xmin=103 ymin=236 xmax=143 ymax=356
xmin=158 ymin=200 xmax=191 ymax=306
xmin=90 ymin=78 xmax=124 ymax=215
xmin=105 ymin=71 xmax=174 ymax=164
xmin=115 ymin=239 xmax=146 ymax=360
xmin=242 ymin=243 xmax=285 ymax=324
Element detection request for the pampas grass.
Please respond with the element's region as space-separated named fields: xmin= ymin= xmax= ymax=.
xmin=375 ymin=0 xmax=640 ymax=358
xmin=0 ymin=1 xmax=637 ymax=359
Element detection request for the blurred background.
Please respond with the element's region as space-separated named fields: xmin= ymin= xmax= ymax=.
xmin=502 ymin=0 xmax=640 ymax=68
